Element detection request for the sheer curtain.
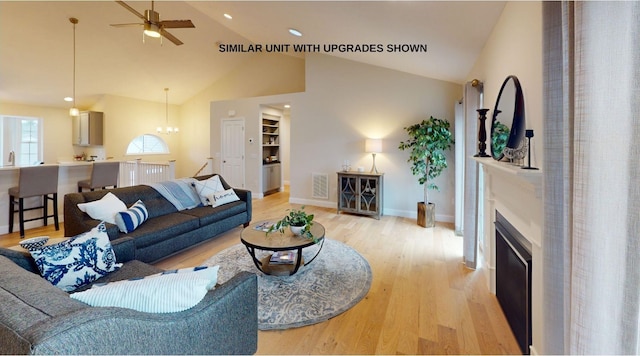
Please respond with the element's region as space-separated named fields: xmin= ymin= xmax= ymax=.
xmin=543 ymin=1 xmax=640 ymax=354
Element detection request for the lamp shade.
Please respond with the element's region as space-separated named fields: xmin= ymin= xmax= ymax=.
xmin=365 ymin=139 xmax=382 ymax=153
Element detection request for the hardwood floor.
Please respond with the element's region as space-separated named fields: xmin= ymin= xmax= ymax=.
xmin=0 ymin=188 xmax=521 ymax=355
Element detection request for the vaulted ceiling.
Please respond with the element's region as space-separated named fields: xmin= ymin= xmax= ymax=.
xmin=0 ymin=1 xmax=505 ymax=109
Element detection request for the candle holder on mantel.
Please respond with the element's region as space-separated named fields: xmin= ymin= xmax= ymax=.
xmin=474 ymin=108 xmax=491 ymax=157
xmin=522 ymin=129 xmax=539 ymax=170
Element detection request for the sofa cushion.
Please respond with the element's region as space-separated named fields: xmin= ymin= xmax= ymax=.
xmin=29 ymin=222 xmax=122 ymax=292
xmin=125 ymin=213 xmax=200 ymax=249
xmin=0 ymin=256 xmax=88 ymax=334
xmin=77 ymin=192 xmax=126 ymax=225
xmin=115 ymin=200 xmax=149 ymax=233
xmin=70 ymin=266 xmax=219 ymax=313
xmin=180 ymin=201 xmax=247 ymax=226
xmin=72 ymin=260 xmax=163 ymax=292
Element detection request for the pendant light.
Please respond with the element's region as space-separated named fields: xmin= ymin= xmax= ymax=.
xmin=157 ymin=88 xmax=178 ymax=134
xmin=69 ymin=17 xmax=79 ymax=117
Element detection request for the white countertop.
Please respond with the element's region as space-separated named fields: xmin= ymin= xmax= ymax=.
xmin=0 ymin=161 xmax=120 ymax=171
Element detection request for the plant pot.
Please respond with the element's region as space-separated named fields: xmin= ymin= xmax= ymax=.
xmin=417 ymin=202 xmax=435 ymax=228
xmin=290 ymin=225 xmax=306 ymax=236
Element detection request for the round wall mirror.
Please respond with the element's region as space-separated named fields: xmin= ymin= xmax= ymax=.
xmin=490 ymin=75 xmax=525 ymax=160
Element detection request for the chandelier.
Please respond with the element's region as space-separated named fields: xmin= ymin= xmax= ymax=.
xmin=157 ymin=88 xmax=178 ymax=134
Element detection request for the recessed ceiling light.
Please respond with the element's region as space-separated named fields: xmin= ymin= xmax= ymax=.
xmin=64 ymin=96 xmax=73 ymax=102
xmin=284 ymin=104 xmax=291 ymax=109
xmin=224 ymin=13 xmax=232 ymax=20
xmin=288 ymin=28 xmax=302 ymax=37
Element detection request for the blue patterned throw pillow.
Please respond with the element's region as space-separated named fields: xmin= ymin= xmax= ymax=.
xmin=115 ymin=200 xmax=149 ymax=233
xmin=29 ymin=222 xmax=122 ymax=292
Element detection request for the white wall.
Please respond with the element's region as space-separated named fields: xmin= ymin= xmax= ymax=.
xmin=178 ymin=53 xmax=305 ymax=178
xmin=290 ymin=54 xmax=461 ymax=220
xmin=210 ymin=93 xmax=303 ymax=194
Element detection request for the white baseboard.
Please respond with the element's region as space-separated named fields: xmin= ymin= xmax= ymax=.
xmin=288 ymin=197 xmax=454 ymax=222
xmin=288 ymin=197 xmax=335 ymax=209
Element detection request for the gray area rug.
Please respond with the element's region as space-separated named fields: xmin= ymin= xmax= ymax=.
xmin=204 ymin=239 xmax=372 ymax=330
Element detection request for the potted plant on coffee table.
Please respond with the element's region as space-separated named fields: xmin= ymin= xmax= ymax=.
xmin=398 ymin=116 xmax=454 ymax=228
xmin=267 ymin=206 xmax=317 ymax=242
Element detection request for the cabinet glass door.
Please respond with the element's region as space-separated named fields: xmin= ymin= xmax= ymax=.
xmin=359 ymin=177 xmax=378 ymax=213
xmin=340 ymin=176 xmax=357 ymax=210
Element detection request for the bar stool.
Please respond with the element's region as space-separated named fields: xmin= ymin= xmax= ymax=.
xmin=78 ymin=161 xmax=120 ymax=192
xmin=8 ymin=165 xmax=60 ymax=238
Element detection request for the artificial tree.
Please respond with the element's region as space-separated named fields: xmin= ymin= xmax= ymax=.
xmin=398 ymin=116 xmax=454 ymax=227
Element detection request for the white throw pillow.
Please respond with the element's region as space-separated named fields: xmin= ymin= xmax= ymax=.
xmin=29 ymin=222 xmax=122 ymax=292
xmin=71 ymin=265 xmax=220 ymax=313
xmin=77 ymin=192 xmax=126 ymax=225
xmin=192 ymin=175 xmax=225 ymax=206
xmin=208 ymin=188 xmax=240 ymax=207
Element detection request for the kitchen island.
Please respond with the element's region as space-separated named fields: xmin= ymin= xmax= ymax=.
xmin=0 ymin=162 xmax=96 ymax=235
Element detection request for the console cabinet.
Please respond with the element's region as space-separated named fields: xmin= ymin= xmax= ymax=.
xmin=337 ymin=172 xmax=383 ymax=219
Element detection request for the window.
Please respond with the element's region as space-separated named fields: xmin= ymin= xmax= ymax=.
xmin=126 ymin=134 xmax=170 ymax=155
xmin=1 ymin=115 xmax=42 ymax=166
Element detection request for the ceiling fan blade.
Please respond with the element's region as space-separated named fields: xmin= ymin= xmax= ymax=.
xmin=110 ymin=23 xmax=143 ymax=28
xmin=159 ymin=20 xmax=195 ymax=29
xmin=159 ymin=28 xmax=183 ymax=46
xmin=115 ymin=1 xmax=146 ymax=21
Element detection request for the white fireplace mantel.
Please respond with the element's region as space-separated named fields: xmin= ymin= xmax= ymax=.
xmin=471 ymin=156 xmax=543 ymax=355
xmin=472 ymin=157 xmax=542 ymax=198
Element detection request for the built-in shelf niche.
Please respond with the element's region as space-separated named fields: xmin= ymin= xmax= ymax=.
xmin=261 ymin=113 xmax=280 ymax=163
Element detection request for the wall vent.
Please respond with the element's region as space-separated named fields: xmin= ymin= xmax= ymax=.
xmin=312 ymin=173 xmax=329 ymax=199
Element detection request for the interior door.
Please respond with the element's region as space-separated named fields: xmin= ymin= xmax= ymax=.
xmin=221 ymin=118 xmax=245 ymax=188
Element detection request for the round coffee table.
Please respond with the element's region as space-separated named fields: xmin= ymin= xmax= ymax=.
xmin=240 ymin=220 xmax=325 ymax=276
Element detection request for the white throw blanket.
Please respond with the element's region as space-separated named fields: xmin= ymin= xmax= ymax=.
xmin=146 ymin=178 xmax=201 ymax=211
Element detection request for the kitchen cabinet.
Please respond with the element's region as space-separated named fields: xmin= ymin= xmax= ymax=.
xmin=337 ymin=171 xmax=384 ymax=219
xmin=72 ymin=111 xmax=103 ymax=146
xmin=263 ymin=163 xmax=281 ymax=194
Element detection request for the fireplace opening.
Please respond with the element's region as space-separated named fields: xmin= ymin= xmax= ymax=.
xmin=495 ymin=211 xmax=532 ymax=354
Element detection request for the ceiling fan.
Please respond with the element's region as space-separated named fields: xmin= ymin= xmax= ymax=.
xmin=110 ymin=1 xmax=195 ymax=46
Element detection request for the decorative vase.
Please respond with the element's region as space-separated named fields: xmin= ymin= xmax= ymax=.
xmin=417 ymin=202 xmax=436 ymax=228
xmin=290 ymin=225 xmax=305 ymax=236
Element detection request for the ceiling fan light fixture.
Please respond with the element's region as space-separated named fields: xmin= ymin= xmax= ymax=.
xmin=144 ymin=23 xmax=161 ymax=38
xmin=288 ymin=28 xmax=302 ymax=37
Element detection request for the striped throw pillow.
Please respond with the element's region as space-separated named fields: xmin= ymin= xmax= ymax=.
xmin=70 ymin=265 xmax=219 ymax=313
xmin=115 ymin=200 xmax=149 ymax=233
